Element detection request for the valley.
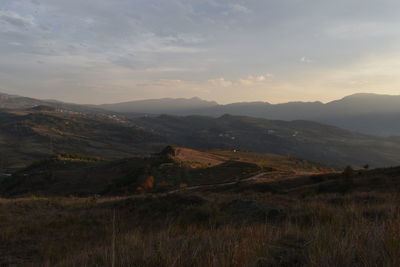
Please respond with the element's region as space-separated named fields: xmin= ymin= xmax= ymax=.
xmin=2 ymin=1 xmax=400 ymax=265
xmin=2 ymin=105 xmax=400 ymax=170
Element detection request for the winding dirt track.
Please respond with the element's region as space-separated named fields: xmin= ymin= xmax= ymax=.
xmin=168 ymin=171 xmax=319 ymax=194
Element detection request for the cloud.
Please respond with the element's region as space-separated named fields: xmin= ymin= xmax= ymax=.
xmin=120 ymin=33 xmax=204 ymax=54
xmin=239 ymin=74 xmax=273 ymax=87
xmin=324 ymin=21 xmax=400 ymax=40
xmin=0 ymin=10 xmax=35 ymax=30
xmin=300 ymin=57 xmax=313 ymax=63
xmin=229 ymin=4 xmax=251 ymax=14
xmin=208 ymin=77 xmax=233 ymax=87
xmin=2 ymin=0 xmax=400 ymax=104
xmin=155 ymin=79 xmax=184 ymax=87
xmin=208 ymin=74 xmax=272 ymax=88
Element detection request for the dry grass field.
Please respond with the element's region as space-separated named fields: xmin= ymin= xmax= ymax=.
xmin=1 ymin=149 xmax=400 ymax=266
xmin=1 ymin=188 xmax=399 ymax=266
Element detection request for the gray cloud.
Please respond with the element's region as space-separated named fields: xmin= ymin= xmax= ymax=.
xmin=1 ymin=0 xmax=400 ymax=103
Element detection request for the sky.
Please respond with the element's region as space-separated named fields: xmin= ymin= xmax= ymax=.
xmin=1 ymin=0 xmax=400 ymax=104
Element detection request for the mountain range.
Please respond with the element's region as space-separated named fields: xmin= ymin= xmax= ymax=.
xmin=96 ymin=97 xmax=218 ymax=115
xmin=98 ymin=93 xmax=400 ymax=136
xmin=3 ymin=91 xmax=400 ymax=168
xmin=3 ymin=92 xmax=399 ymax=136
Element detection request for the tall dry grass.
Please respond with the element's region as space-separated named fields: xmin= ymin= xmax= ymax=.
xmin=57 ymin=217 xmax=400 ymax=267
xmin=1 ymin=193 xmax=399 ymax=266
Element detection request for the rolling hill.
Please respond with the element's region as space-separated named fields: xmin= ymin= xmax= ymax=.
xmin=0 ymin=108 xmax=165 ymax=169
xmin=0 ymin=146 xmax=327 ymax=197
xmin=2 ymin=107 xmax=400 ymax=170
xmin=0 ymin=92 xmax=112 ymax=114
xmin=132 ymin=114 xmax=400 ymax=167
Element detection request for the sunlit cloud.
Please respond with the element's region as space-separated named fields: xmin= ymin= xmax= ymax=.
xmin=208 ymin=77 xmax=233 ymax=87
xmin=239 ymin=74 xmax=273 ymax=87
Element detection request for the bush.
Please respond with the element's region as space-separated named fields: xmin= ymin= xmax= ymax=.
xmin=343 ymin=165 xmax=354 ymax=178
xmin=342 ymin=165 xmax=354 ymax=191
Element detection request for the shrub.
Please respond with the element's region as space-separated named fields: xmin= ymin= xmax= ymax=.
xmin=342 ymin=165 xmax=354 ymax=191
xmin=343 ymin=166 xmax=354 ymax=180
xmin=143 ymin=176 xmax=154 ymax=190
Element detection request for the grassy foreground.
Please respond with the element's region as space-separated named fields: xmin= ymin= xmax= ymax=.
xmin=1 ymin=191 xmax=399 ymax=266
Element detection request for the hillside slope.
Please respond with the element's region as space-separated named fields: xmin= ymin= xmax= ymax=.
xmin=132 ymin=114 xmax=400 ymax=167
xmin=2 ymin=109 xmax=400 ymax=169
xmin=0 ymin=92 xmax=111 ymax=114
xmin=0 ymin=109 xmax=165 ymax=169
xmin=0 ymin=146 xmax=326 ymax=197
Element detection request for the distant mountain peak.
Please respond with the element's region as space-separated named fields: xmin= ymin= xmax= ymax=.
xmin=98 ymin=97 xmax=219 ymax=113
xmin=341 ymin=93 xmax=399 ymax=100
